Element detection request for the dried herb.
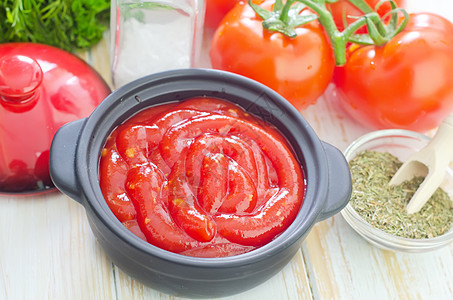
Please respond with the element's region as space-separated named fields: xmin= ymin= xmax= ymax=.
xmin=349 ymin=150 xmax=453 ymax=239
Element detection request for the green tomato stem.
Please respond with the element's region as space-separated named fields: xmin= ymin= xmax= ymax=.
xmin=296 ymin=0 xmax=351 ymax=65
xmin=280 ymin=0 xmax=295 ymax=23
xmin=295 ymin=0 xmax=394 ymax=65
xmin=250 ymin=0 xmax=407 ymax=66
xmin=346 ymin=0 xmax=373 ymax=14
xmin=347 ymin=0 xmax=389 ymax=38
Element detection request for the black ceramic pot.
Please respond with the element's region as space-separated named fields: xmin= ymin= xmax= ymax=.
xmin=49 ymin=69 xmax=351 ymax=298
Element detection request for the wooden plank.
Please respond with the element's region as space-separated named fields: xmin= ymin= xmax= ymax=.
xmin=113 ymin=249 xmax=314 ymax=300
xmin=0 ymin=193 xmax=116 ymax=299
xmin=304 ymin=216 xmax=453 ymax=299
xmin=76 ymin=31 xmax=113 ymax=89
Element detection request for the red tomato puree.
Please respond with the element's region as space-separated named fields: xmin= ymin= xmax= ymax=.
xmin=99 ymin=97 xmax=305 ymax=257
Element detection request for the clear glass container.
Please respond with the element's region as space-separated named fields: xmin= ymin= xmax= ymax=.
xmin=342 ymin=129 xmax=453 ymax=252
xmin=110 ymin=0 xmax=205 ymax=89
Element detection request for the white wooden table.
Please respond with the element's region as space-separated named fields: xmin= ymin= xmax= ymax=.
xmin=2 ymin=1 xmax=453 ymax=299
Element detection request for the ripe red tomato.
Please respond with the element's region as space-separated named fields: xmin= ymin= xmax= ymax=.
xmin=204 ymin=0 xmax=240 ymax=28
xmin=327 ymin=0 xmax=405 ymax=32
xmin=334 ymin=13 xmax=453 ymax=132
xmin=209 ymin=0 xmax=335 ymax=110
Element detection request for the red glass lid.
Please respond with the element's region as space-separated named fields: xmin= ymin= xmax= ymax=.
xmin=0 ymin=43 xmax=111 ymax=195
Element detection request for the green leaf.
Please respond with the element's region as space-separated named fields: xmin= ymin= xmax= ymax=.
xmin=365 ymin=15 xmax=388 ymax=45
xmin=273 ymin=0 xmax=284 ymax=12
xmin=263 ymin=18 xmax=297 ymax=37
xmin=288 ymin=2 xmax=306 ymax=17
xmin=385 ymin=7 xmax=409 ymax=39
xmin=249 ymin=0 xmax=318 ymax=38
xmin=292 ymin=14 xmax=318 ymax=28
xmin=0 ymin=0 xmax=110 ymax=52
xmin=6 ymin=8 xmax=13 ymax=24
xmin=348 ymin=33 xmax=375 ymax=45
xmin=249 ymin=1 xmax=273 ymax=20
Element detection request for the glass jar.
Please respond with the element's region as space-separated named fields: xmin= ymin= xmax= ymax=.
xmin=342 ymin=129 xmax=453 ymax=252
xmin=110 ymin=0 xmax=205 ymax=89
xmin=0 ymin=43 xmax=110 ymax=195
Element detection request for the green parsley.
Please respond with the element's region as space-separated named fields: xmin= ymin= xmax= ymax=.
xmin=0 ymin=0 xmax=110 ymax=52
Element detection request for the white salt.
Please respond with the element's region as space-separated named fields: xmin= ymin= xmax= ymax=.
xmin=112 ymin=4 xmax=196 ymax=88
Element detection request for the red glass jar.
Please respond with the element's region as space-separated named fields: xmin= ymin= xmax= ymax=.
xmin=0 ymin=43 xmax=111 ymax=194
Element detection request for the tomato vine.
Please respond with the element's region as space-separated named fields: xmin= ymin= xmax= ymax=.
xmin=249 ymin=0 xmax=409 ymax=65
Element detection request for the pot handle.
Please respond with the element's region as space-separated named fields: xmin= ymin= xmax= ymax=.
xmin=49 ymin=119 xmax=86 ymax=203
xmin=317 ymin=141 xmax=352 ymax=221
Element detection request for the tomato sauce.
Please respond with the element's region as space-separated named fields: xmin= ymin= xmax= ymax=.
xmin=99 ymin=97 xmax=305 ymax=257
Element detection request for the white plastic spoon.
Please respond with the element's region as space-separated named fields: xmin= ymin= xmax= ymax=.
xmin=389 ymin=113 xmax=453 ymax=214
